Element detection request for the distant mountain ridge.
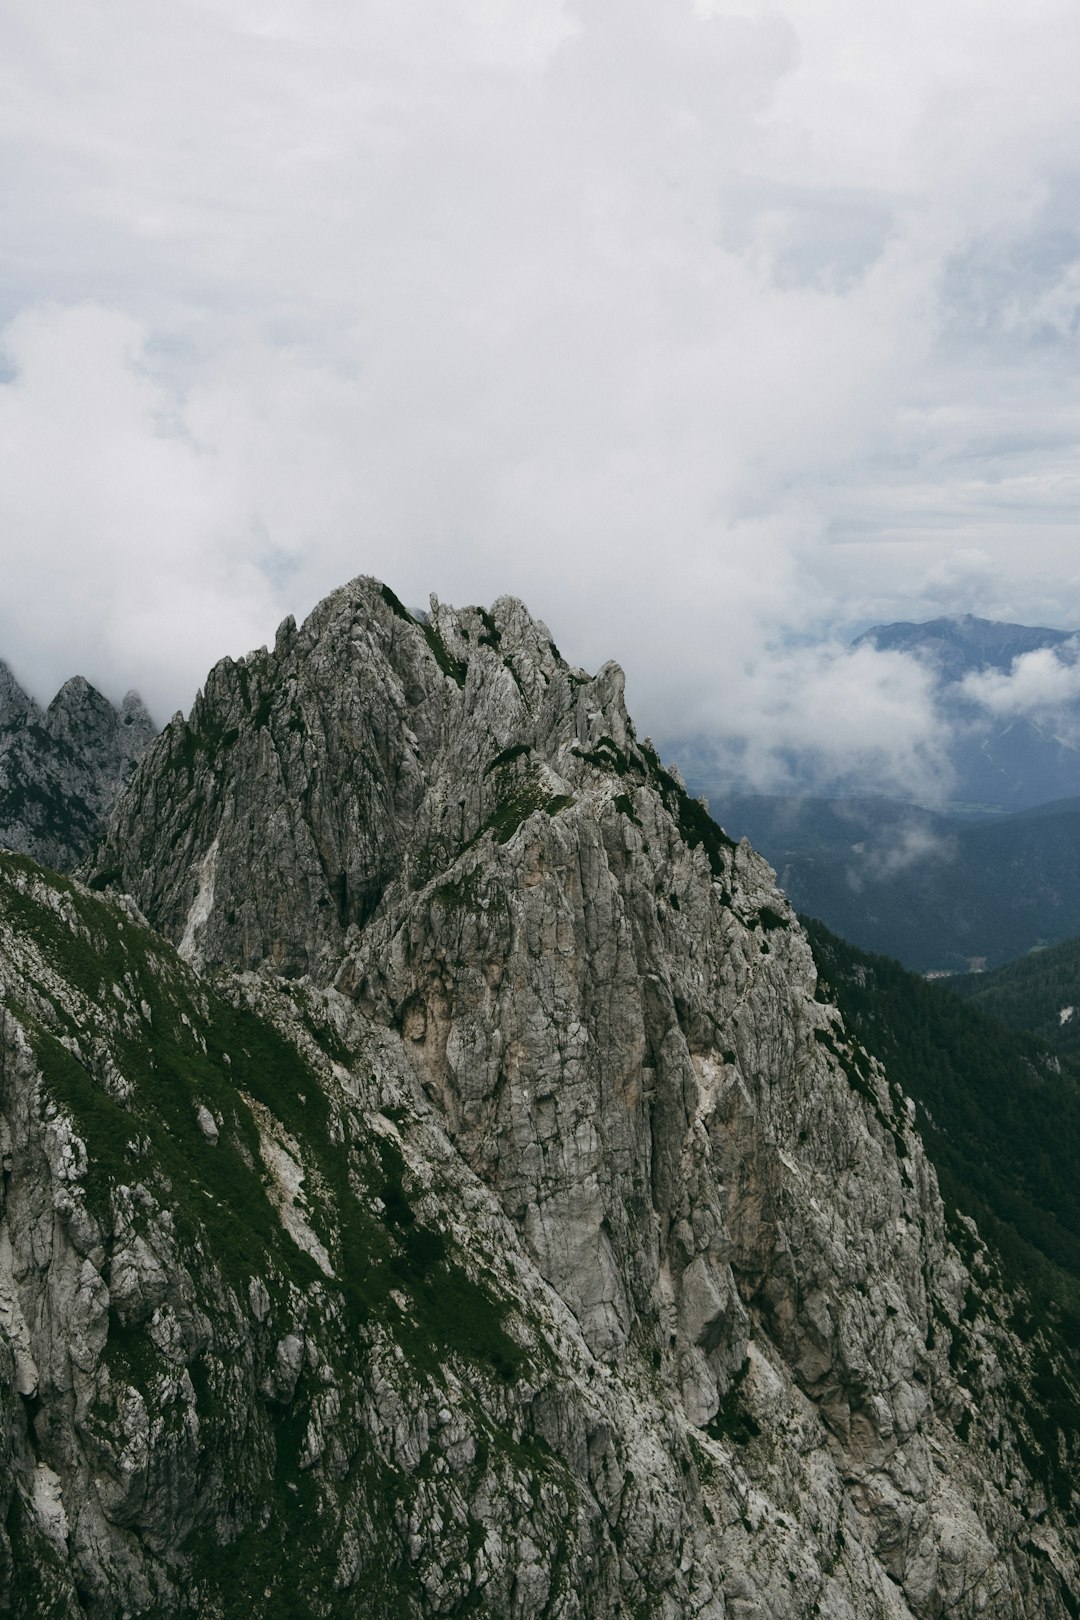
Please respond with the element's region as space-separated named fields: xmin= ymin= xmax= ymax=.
xmin=852 ymin=612 xmax=1076 ymax=684
xmin=706 ymin=790 xmax=1080 ymax=973
xmin=855 ymin=614 xmax=1080 ymax=811
xmin=0 ymin=660 xmax=155 ymax=871
xmin=694 ymin=615 xmax=1080 ymax=971
xmin=670 ymin=610 xmax=1080 ymax=971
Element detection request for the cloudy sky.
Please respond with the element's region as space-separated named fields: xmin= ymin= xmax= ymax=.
xmin=4 ymin=0 xmax=1080 ymax=796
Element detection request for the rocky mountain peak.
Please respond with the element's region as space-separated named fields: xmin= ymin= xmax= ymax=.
xmin=118 ymin=687 xmax=155 ymax=735
xmin=92 ymin=574 xmax=642 ymax=979
xmin=0 ymin=665 xmax=156 ymax=872
xmin=4 ymin=576 xmax=1077 ymax=1617
xmin=0 ymin=660 xmax=40 ymax=735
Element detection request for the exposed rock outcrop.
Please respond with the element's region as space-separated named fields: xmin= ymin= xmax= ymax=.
xmin=0 ymin=578 xmax=1073 ymax=1616
xmin=0 ymin=661 xmax=155 ymax=872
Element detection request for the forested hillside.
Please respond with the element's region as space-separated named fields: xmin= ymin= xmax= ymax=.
xmin=804 ymin=917 xmax=1080 ymax=1513
xmin=804 ymin=917 xmax=1080 ymax=1309
xmin=946 ymin=935 xmax=1080 ymax=1057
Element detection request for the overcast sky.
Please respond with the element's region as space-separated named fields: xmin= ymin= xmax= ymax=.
xmin=4 ymin=0 xmax=1080 ymax=796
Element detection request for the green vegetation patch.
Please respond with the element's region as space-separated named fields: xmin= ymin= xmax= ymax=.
xmin=670 ymin=790 xmax=736 ymax=878
xmin=0 ymin=856 xmax=555 ymax=1611
xmin=379 ymin=583 xmax=414 ymax=623
xmin=1 ymin=855 xmax=528 ymax=1398
xmin=3 ymin=1490 xmax=78 ymax=1620
xmin=638 ymin=743 xmax=736 ymax=876
xmin=372 ymin=1135 xmax=524 ymax=1383
xmin=432 ymin=869 xmax=485 ymax=913
xmin=612 ymin=792 xmax=640 ymax=826
xmin=573 ymin=735 xmax=634 ymax=777
xmin=479 ymin=766 xmax=575 ymax=846
xmin=378 ymin=584 xmax=467 ymax=687
xmin=421 ymin=621 xmax=467 ymax=688
xmin=483 ymin=743 xmax=530 ymax=776
xmin=477 ymin=608 xmax=502 ymax=650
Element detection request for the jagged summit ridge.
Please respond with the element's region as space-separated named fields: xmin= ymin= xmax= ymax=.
xmin=0 ymin=660 xmax=40 ymax=731
xmin=93 ymin=575 xmax=649 ymax=979
xmin=0 ymin=660 xmax=155 ymax=872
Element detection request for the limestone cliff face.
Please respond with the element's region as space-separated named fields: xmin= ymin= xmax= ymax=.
xmin=3 ymin=854 xmax=760 ymax=1619
xmin=0 ymin=577 xmax=1074 ymax=1617
xmin=0 ymin=661 xmax=155 ymax=873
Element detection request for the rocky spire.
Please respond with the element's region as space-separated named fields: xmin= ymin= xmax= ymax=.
xmin=0 ymin=666 xmax=156 ymax=871
xmin=0 ymin=658 xmax=39 ymax=736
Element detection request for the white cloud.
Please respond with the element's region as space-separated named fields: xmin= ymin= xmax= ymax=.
xmin=851 ymin=821 xmax=957 ymax=887
xmin=0 ymin=305 xmax=278 ymax=714
xmin=962 ymin=641 xmax=1080 ymax=720
xmin=3 ymin=0 xmax=1080 ymax=794
xmin=665 ymin=634 xmax=954 ymax=801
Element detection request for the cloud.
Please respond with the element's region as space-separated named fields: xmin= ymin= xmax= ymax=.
xmin=665 ymin=634 xmax=954 ymax=801
xmin=961 ymin=641 xmax=1080 ymax=720
xmin=4 ymin=0 xmax=1080 ymax=792
xmin=0 ymin=304 xmax=282 ymax=715
xmin=846 ymin=821 xmax=957 ymax=890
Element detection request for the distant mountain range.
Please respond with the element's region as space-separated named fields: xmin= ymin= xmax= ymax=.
xmin=667 ymin=614 xmax=1080 ymax=971
xmin=702 ymin=791 xmax=1080 ymax=973
xmin=852 ymin=612 xmax=1075 ymax=684
xmin=676 ymin=612 xmax=1080 ymax=817
xmin=855 ymin=614 xmax=1080 ymax=811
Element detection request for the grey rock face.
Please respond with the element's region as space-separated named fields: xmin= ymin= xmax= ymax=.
xmin=0 ymin=856 xmax=801 ymax=1620
xmin=5 ymin=854 xmax=1075 ymax=1620
xmin=3 ymin=578 xmax=1074 ymax=1616
xmin=82 ymin=579 xmax=1080 ymax=1607
xmin=0 ymin=661 xmax=38 ymax=733
xmin=0 ymin=661 xmax=155 ymax=872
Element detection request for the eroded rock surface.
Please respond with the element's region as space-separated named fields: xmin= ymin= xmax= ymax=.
xmin=0 ymin=661 xmax=155 ymax=872
xmin=0 ymin=578 xmax=1072 ymax=1616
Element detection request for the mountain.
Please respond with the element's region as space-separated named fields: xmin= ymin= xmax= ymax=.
xmin=707 ymin=791 xmax=1080 ymax=972
xmin=856 ymin=614 xmax=1080 ymax=811
xmin=944 ymin=932 xmax=1080 ymax=1057
xmin=0 ymin=661 xmax=156 ymax=871
xmin=851 ymin=613 xmax=1075 ymax=684
xmin=1 ymin=577 xmax=1078 ymax=1617
xmin=672 ymin=613 xmax=1080 ymax=815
